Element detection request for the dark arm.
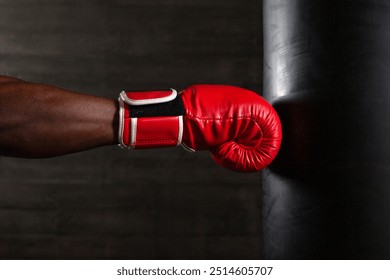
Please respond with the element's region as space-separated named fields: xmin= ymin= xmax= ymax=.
xmin=0 ymin=76 xmax=118 ymax=158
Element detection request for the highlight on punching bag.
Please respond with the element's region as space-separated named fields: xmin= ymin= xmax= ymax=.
xmin=262 ymin=0 xmax=390 ymax=259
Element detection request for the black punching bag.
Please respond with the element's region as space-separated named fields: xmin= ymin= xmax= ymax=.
xmin=262 ymin=0 xmax=390 ymax=259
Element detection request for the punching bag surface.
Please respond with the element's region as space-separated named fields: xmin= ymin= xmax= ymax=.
xmin=263 ymin=0 xmax=390 ymax=259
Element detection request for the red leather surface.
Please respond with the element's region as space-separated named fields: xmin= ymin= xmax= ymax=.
xmin=125 ymin=90 xmax=173 ymax=101
xmin=120 ymin=85 xmax=282 ymax=172
xmin=119 ymin=88 xmax=181 ymax=149
xmin=135 ymin=116 xmax=180 ymax=148
xmin=181 ymin=85 xmax=282 ymax=172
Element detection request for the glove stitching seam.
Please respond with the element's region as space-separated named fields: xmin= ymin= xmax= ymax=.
xmin=185 ymin=115 xmax=264 ymax=136
xmin=184 ymin=115 xmax=259 ymax=122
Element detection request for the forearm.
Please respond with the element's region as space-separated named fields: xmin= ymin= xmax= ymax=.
xmin=0 ymin=76 xmax=118 ymax=158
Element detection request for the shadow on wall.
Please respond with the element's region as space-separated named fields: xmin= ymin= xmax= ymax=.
xmin=0 ymin=0 xmax=263 ymax=259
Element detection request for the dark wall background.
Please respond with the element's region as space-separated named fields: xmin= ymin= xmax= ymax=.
xmin=0 ymin=0 xmax=262 ymax=259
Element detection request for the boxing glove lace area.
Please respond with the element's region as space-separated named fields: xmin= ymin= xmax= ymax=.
xmin=118 ymin=89 xmax=184 ymax=149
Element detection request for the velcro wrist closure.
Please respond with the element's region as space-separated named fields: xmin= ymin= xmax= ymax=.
xmin=119 ymin=89 xmax=177 ymax=106
xmin=118 ymin=89 xmax=185 ymax=149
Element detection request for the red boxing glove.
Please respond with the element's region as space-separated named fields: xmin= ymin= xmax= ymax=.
xmin=118 ymin=85 xmax=282 ymax=172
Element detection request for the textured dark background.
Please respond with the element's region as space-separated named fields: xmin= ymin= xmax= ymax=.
xmin=0 ymin=0 xmax=262 ymax=259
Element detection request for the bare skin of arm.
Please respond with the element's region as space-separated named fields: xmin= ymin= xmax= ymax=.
xmin=0 ymin=75 xmax=118 ymax=158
